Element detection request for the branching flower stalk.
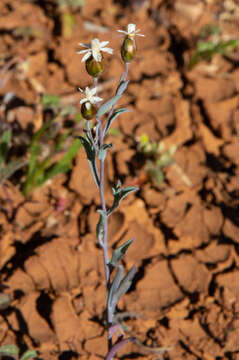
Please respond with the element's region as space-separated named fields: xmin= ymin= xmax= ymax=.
xmin=78 ymin=24 xmax=144 ymax=360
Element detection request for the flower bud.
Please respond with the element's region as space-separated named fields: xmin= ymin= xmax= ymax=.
xmin=85 ymin=55 xmax=104 ymax=78
xmin=121 ymin=36 xmax=136 ymax=63
xmin=81 ymin=101 xmax=97 ymax=120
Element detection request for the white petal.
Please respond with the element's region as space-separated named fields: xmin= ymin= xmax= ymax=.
xmin=92 ymin=96 xmax=103 ymax=103
xmin=80 ymin=98 xmax=87 ymax=104
xmin=99 ymin=41 xmax=109 ymax=48
xmin=127 ymin=23 xmax=136 ymax=34
xmin=90 ymin=87 xmax=97 ymax=95
xmin=117 ymin=29 xmax=128 ymax=35
xmin=81 ymin=51 xmax=92 ymax=62
xmin=78 ymin=42 xmax=90 ymax=48
xmin=78 ymin=87 xmax=84 ymax=93
xmin=92 ymin=49 xmax=101 ymax=61
xmin=77 ymin=49 xmax=90 ymax=54
xmin=101 ymin=47 xmax=113 ymax=54
xmin=136 ymin=33 xmax=145 ymax=37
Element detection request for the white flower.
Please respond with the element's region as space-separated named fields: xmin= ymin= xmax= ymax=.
xmin=79 ymin=87 xmax=103 ymax=105
xmin=117 ymin=23 xmax=145 ymax=38
xmin=77 ymin=38 xmax=113 ymax=62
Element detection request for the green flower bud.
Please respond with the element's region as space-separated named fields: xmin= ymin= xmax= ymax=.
xmin=85 ymin=55 xmax=105 ymax=78
xmin=121 ymin=36 xmax=136 ymax=63
xmin=81 ymin=101 xmax=97 ymax=120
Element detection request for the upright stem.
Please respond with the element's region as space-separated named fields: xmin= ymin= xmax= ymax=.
xmin=95 ymin=63 xmax=130 ymax=356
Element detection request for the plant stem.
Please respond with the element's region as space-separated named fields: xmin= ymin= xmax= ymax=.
xmin=95 ymin=63 xmax=130 ymax=357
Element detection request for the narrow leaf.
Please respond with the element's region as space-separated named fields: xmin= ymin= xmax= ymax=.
xmin=109 ymin=238 xmax=135 ymax=270
xmin=45 ymin=138 xmax=82 ymax=180
xmin=0 ymin=344 xmax=19 ymax=358
xmin=109 ymin=181 xmax=138 ymax=214
xmin=96 ymin=209 xmax=107 ymax=245
xmin=0 ymin=129 xmax=11 ymax=166
xmin=104 ymin=108 xmax=129 ymax=136
xmin=79 ymin=136 xmax=100 ymax=187
xmin=107 ymin=265 xmax=123 ymax=310
xmin=21 ymin=350 xmax=37 ymax=360
xmin=116 ymin=80 xmax=129 ymax=96
xmin=98 ymin=143 xmax=113 ymax=162
xmin=114 ymin=264 xmax=136 ymax=304
xmin=97 ymin=95 xmax=121 ymax=117
xmin=0 ymin=159 xmax=27 ymax=185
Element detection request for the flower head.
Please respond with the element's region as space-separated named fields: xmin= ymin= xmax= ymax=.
xmin=78 ymin=38 xmax=113 ymax=62
xmin=117 ymin=23 xmax=145 ymax=38
xmin=79 ymin=87 xmax=103 ymax=105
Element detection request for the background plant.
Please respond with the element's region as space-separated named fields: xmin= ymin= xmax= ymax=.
xmin=137 ymin=133 xmax=177 ymax=187
xmin=189 ymin=23 xmax=239 ymax=68
xmin=0 ymin=344 xmax=36 ymax=360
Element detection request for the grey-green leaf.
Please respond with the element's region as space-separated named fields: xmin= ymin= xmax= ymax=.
xmin=104 ymin=108 xmax=129 ymax=136
xmin=98 ymin=143 xmax=113 ymax=161
xmin=96 ymin=209 xmax=107 ymax=245
xmin=97 ymin=95 xmax=121 ymax=117
xmin=79 ymin=136 xmax=100 ymax=187
xmin=109 ymin=181 xmax=138 ymax=214
xmin=0 ymin=344 xmax=19 ymax=359
xmin=116 ymin=80 xmax=129 ymax=96
xmin=115 ymin=264 xmax=136 ymax=304
xmin=107 ymin=265 xmax=123 ymax=311
xmin=20 ymin=350 xmax=37 ymax=360
xmin=109 ymin=238 xmax=135 ymax=270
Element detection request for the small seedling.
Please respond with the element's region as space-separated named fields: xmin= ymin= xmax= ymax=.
xmin=137 ymin=133 xmax=177 ymax=186
xmin=57 ymin=0 xmax=85 ymax=38
xmin=189 ymin=24 xmax=239 ymax=68
xmin=0 ymin=344 xmax=36 ymax=360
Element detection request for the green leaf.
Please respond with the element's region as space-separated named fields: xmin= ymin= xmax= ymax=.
xmin=197 ymin=41 xmax=214 ymax=52
xmin=0 ymin=129 xmax=11 ymax=166
xmin=98 ymin=143 xmax=113 ymax=162
xmin=97 ymin=95 xmax=121 ymax=117
xmin=104 ymin=108 xmax=129 ymax=136
xmin=0 ymin=344 xmax=19 ymax=359
xmin=20 ymin=350 xmax=37 ymax=360
xmin=108 ymin=180 xmax=138 ymax=214
xmin=45 ymin=138 xmax=82 ymax=180
xmin=116 ymin=80 xmax=129 ymax=96
xmin=41 ymin=94 xmax=61 ymax=108
xmin=109 ymin=238 xmax=135 ymax=270
xmin=79 ymin=136 xmax=100 ymax=187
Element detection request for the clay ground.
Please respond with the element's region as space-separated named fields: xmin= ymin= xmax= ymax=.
xmin=1 ymin=0 xmax=239 ymax=359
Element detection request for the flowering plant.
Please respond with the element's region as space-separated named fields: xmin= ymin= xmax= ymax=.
xmin=78 ymin=24 xmax=144 ymax=359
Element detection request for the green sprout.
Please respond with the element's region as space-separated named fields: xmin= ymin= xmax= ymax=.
xmin=0 ymin=345 xmax=37 ymax=360
xmin=137 ymin=133 xmax=177 ymax=187
xmin=56 ymin=0 xmax=85 ymax=38
xmin=22 ymin=94 xmax=83 ymax=196
xmin=189 ymin=24 xmax=239 ymax=68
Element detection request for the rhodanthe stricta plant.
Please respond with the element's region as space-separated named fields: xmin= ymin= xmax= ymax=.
xmin=78 ymin=24 xmax=144 ymax=360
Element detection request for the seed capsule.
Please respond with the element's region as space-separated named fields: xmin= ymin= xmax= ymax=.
xmin=85 ymin=55 xmax=104 ymax=78
xmin=81 ymin=101 xmax=97 ymax=120
xmin=121 ymin=36 xmax=136 ymax=63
